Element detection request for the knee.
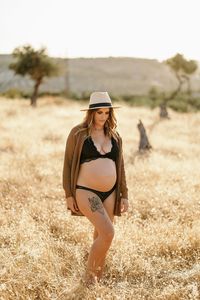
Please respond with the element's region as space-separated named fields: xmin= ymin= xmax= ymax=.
xmin=101 ymin=226 xmax=115 ymax=244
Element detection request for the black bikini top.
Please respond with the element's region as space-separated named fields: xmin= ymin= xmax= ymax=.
xmin=80 ymin=136 xmax=119 ymax=164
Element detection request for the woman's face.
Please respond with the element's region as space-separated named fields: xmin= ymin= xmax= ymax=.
xmin=93 ymin=108 xmax=110 ymax=128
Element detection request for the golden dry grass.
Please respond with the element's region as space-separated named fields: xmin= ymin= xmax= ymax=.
xmin=0 ymin=96 xmax=200 ymax=300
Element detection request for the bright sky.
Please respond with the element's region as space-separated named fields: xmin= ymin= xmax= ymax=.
xmin=0 ymin=0 xmax=199 ymax=61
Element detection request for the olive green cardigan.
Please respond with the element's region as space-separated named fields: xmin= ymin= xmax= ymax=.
xmin=62 ymin=124 xmax=128 ymax=216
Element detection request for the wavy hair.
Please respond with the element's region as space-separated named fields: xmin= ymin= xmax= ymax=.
xmin=81 ymin=108 xmax=118 ymax=138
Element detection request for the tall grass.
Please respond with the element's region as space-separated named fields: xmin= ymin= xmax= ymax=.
xmin=0 ymin=97 xmax=200 ymax=299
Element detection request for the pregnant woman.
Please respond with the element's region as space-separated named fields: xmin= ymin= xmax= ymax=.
xmin=62 ymin=91 xmax=129 ymax=285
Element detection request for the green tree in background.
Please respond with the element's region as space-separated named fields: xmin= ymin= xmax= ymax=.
xmin=166 ymin=53 xmax=197 ymax=99
xmin=9 ymin=45 xmax=59 ymax=106
xmin=157 ymin=53 xmax=198 ymax=117
xmin=181 ymin=59 xmax=198 ymax=95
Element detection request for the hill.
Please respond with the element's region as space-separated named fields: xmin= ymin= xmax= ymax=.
xmin=0 ymin=55 xmax=200 ymax=96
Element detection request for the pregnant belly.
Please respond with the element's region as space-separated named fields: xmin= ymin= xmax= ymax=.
xmin=77 ymin=158 xmax=117 ymax=191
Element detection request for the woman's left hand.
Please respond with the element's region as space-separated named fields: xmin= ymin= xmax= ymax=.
xmin=120 ymin=198 xmax=129 ymax=213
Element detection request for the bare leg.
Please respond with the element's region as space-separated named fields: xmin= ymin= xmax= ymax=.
xmin=92 ymin=191 xmax=115 ymax=279
xmin=93 ymin=191 xmax=115 ymax=241
xmin=93 ymin=228 xmax=98 ymax=241
xmin=86 ymin=227 xmax=114 ymax=281
xmin=76 ymin=189 xmax=115 ymax=284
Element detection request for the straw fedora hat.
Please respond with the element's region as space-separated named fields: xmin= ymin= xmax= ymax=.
xmin=80 ymin=91 xmax=121 ymax=111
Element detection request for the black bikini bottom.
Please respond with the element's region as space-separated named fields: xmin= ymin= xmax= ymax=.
xmin=76 ymin=184 xmax=116 ymax=202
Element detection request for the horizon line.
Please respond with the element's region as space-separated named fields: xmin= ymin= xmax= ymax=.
xmin=0 ymin=52 xmax=169 ymax=63
xmin=1 ymin=52 xmax=200 ymax=63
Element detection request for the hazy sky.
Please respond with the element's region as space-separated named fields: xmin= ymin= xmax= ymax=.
xmin=0 ymin=0 xmax=199 ymax=61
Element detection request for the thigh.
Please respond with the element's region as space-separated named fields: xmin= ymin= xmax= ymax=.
xmin=75 ymin=189 xmax=114 ymax=235
xmin=102 ymin=190 xmax=116 ymax=222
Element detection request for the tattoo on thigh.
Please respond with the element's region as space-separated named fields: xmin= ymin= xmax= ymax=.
xmin=88 ymin=196 xmax=104 ymax=215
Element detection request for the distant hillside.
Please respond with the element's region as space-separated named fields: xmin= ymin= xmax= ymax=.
xmin=0 ymin=55 xmax=200 ymax=96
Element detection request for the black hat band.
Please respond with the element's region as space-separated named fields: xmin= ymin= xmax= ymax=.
xmin=89 ymin=102 xmax=112 ymax=109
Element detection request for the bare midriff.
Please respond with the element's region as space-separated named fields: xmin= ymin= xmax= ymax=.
xmin=77 ymin=158 xmax=117 ymax=191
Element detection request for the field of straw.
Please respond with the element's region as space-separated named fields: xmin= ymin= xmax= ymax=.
xmin=0 ymin=97 xmax=200 ymax=300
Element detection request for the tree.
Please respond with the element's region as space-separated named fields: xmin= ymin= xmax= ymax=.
xmin=181 ymin=59 xmax=198 ymax=95
xmin=166 ymin=53 xmax=186 ymax=100
xmin=9 ymin=45 xmax=59 ymax=106
xmin=166 ymin=53 xmax=197 ymax=97
xmin=158 ymin=53 xmax=198 ymax=118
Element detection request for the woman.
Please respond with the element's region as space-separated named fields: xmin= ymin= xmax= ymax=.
xmin=62 ymin=91 xmax=129 ymax=285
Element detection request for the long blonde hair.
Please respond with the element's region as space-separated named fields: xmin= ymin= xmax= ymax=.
xmin=81 ymin=108 xmax=118 ymax=138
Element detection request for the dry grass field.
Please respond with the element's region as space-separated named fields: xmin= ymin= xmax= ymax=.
xmin=0 ymin=97 xmax=200 ymax=300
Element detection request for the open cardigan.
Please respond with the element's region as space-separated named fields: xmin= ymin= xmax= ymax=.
xmin=62 ymin=123 xmax=128 ymax=216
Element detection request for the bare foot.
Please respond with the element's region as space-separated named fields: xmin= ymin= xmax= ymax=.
xmin=83 ymin=272 xmax=99 ymax=287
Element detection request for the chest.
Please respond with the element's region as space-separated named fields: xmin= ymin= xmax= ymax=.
xmin=90 ymin=135 xmax=112 ymax=154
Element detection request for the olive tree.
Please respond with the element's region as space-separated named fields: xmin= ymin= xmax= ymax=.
xmin=9 ymin=45 xmax=59 ymax=106
xmin=166 ymin=53 xmax=197 ymax=98
xmin=157 ymin=53 xmax=198 ymax=118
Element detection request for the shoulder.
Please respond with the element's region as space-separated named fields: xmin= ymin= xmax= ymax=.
xmin=113 ymin=131 xmax=123 ymax=151
xmin=69 ymin=123 xmax=86 ymax=134
xmin=115 ymin=130 xmax=122 ymax=142
xmin=67 ymin=123 xmax=87 ymax=140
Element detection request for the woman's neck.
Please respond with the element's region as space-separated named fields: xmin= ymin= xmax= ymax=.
xmin=93 ymin=126 xmax=104 ymax=132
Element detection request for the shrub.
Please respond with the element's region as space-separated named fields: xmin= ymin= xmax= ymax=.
xmin=2 ymin=89 xmax=24 ymax=99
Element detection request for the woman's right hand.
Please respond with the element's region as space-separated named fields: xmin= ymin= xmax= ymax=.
xmin=66 ymin=196 xmax=79 ymax=213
